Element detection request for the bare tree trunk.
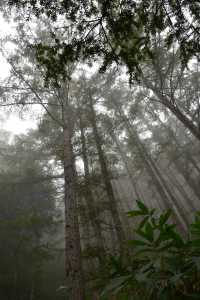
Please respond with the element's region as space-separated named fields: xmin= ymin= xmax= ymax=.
xmin=146 ymin=110 xmax=200 ymax=201
xmin=79 ymin=113 xmax=106 ymax=262
xmin=115 ymin=107 xmax=172 ymax=209
xmin=63 ymin=124 xmax=85 ymax=300
xmin=114 ymin=104 xmax=188 ymax=231
xmin=172 ymin=159 xmax=200 ymax=199
xmin=145 ymin=80 xmax=200 ymax=141
xmin=143 ymin=144 xmax=189 ymax=230
xmin=88 ymin=94 xmax=126 ymax=255
xmin=110 ymin=131 xmax=141 ymax=200
xmin=165 ymin=171 xmax=196 ymax=213
xmin=165 ymin=101 xmax=200 ymax=141
xmin=151 ymin=109 xmax=200 ymax=175
xmin=189 ymin=156 xmax=200 ymax=175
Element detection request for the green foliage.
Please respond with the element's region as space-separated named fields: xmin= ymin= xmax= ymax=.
xmin=101 ymin=201 xmax=200 ymax=299
xmin=8 ymin=0 xmax=200 ymax=83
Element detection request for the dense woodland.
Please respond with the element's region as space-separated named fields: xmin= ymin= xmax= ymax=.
xmin=0 ymin=1 xmax=200 ymax=300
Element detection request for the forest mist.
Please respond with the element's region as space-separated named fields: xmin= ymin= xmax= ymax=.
xmin=0 ymin=1 xmax=200 ymax=300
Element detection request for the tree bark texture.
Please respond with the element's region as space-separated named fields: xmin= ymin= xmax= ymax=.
xmin=88 ymin=94 xmax=126 ymax=255
xmin=115 ymin=104 xmax=189 ymax=232
xmin=79 ymin=114 xmax=106 ymax=261
xmin=63 ymin=126 xmax=85 ymax=300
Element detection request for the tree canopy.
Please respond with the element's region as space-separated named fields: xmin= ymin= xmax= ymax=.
xmin=7 ymin=0 xmax=200 ymax=82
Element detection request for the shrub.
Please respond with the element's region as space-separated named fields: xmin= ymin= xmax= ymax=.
xmin=101 ymin=201 xmax=200 ymax=299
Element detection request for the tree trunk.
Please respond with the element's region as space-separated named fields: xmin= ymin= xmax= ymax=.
xmin=152 ymin=109 xmax=200 ymax=176
xmin=142 ymin=73 xmax=200 ymax=142
xmin=144 ymin=144 xmax=189 ymax=230
xmin=114 ymin=104 xmax=188 ymax=231
xmin=147 ymin=110 xmax=200 ymax=201
xmin=165 ymin=171 xmax=196 ymax=213
xmin=151 ymin=82 xmax=200 ymax=141
xmin=188 ymin=156 xmax=200 ymax=175
xmin=172 ymin=158 xmax=200 ymax=200
xmin=166 ymin=101 xmax=200 ymax=141
xmin=79 ymin=113 xmax=106 ymax=262
xmin=63 ymin=125 xmax=85 ymax=300
xmin=108 ymin=126 xmax=141 ymax=200
xmin=88 ymin=94 xmax=126 ymax=255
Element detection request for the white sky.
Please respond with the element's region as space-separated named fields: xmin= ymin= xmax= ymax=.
xmin=0 ymin=13 xmax=37 ymax=135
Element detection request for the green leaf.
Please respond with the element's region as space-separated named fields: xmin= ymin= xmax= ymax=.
xmin=169 ymin=230 xmax=185 ymax=247
xmin=145 ymin=222 xmax=154 ymax=242
xmin=157 ymin=288 xmax=172 ymax=300
xmin=150 ymin=208 xmax=156 ymax=216
xmin=100 ymin=275 xmax=131 ymax=297
xmin=159 ymin=210 xmax=172 ymax=227
xmin=138 ymin=216 xmax=149 ymax=229
xmin=136 ymin=200 xmax=149 ymax=214
xmin=191 ymin=239 xmax=200 ymax=247
xmin=128 ymin=239 xmax=149 ymax=247
xmin=127 ymin=210 xmax=148 ymax=217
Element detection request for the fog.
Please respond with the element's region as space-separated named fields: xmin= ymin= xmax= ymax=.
xmin=0 ymin=2 xmax=200 ymax=300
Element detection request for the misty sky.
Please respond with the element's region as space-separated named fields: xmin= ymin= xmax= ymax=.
xmin=0 ymin=13 xmax=36 ymax=135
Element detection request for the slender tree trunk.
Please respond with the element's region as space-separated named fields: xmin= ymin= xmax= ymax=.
xmin=144 ymin=144 xmax=189 ymax=229
xmin=172 ymin=159 xmax=200 ymax=199
xmin=189 ymin=156 xmax=200 ymax=175
xmin=115 ymin=107 xmax=172 ymax=210
xmin=63 ymin=124 xmax=85 ymax=300
xmin=151 ymin=110 xmax=200 ymax=175
xmin=146 ymin=110 xmax=200 ymax=200
xmin=88 ymin=94 xmax=126 ymax=255
xmin=79 ymin=113 xmax=106 ymax=261
xmin=165 ymin=101 xmax=200 ymax=141
xmin=165 ymin=171 xmax=196 ymax=212
xmin=146 ymin=80 xmax=200 ymax=141
xmin=113 ymin=179 xmax=132 ymax=235
xmin=112 ymin=133 xmax=141 ymax=200
xmin=114 ymin=105 xmax=188 ymax=231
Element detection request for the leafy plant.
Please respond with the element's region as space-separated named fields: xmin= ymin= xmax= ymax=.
xmin=101 ymin=201 xmax=200 ymax=299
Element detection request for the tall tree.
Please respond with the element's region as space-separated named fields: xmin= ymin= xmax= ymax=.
xmin=87 ymin=91 xmax=127 ymax=255
xmin=0 ymin=23 xmax=85 ymax=297
xmin=79 ymin=110 xmax=106 ymax=261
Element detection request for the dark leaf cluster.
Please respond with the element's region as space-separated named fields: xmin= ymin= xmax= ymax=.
xmin=7 ymin=0 xmax=200 ymax=83
xmin=101 ymin=201 xmax=200 ymax=299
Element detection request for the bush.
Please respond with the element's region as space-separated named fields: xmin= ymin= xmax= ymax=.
xmin=101 ymin=201 xmax=200 ymax=299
